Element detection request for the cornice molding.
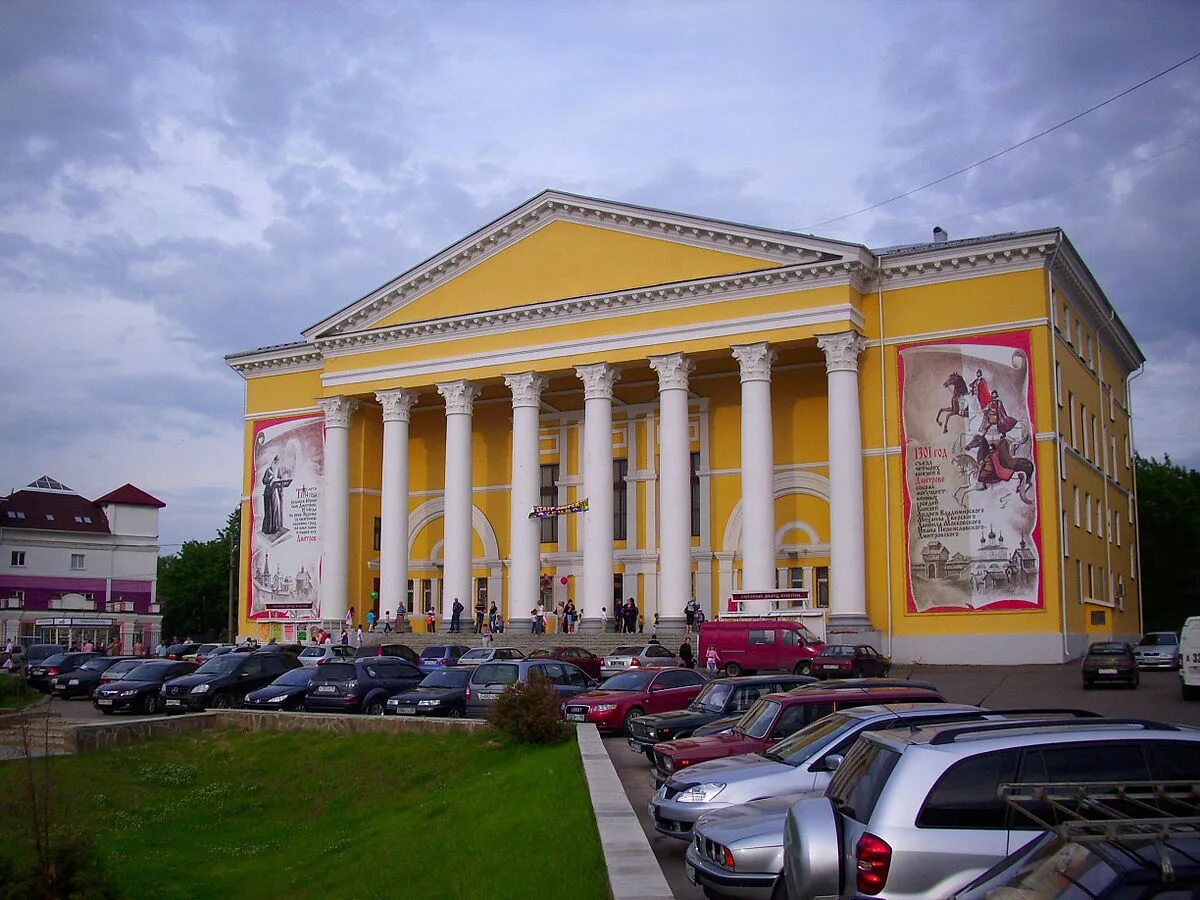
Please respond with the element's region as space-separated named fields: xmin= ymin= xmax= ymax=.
xmin=226 ymin=344 xmax=324 ymax=378
xmin=873 ymin=232 xmax=1058 ymax=292
xmin=303 ymin=191 xmax=871 ymax=341
xmin=648 ymin=353 xmax=694 ymax=392
xmin=1050 ymin=245 xmax=1144 ymax=373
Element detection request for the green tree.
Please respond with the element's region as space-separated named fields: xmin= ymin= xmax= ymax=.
xmin=1135 ymin=454 xmax=1200 ymax=631
xmin=157 ymin=507 xmax=241 ymax=641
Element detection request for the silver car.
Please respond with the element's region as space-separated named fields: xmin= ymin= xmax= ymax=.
xmin=1133 ymin=631 xmax=1180 ymax=669
xmin=658 ymin=703 xmax=984 ymax=842
xmin=297 ymin=644 xmax=355 ymax=667
xmin=600 ymin=643 xmax=682 ymax=678
xmin=457 ymin=647 xmax=525 ymax=666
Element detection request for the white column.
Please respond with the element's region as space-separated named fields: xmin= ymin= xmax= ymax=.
xmin=649 ymin=352 xmax=694 ymax=625
xmin=316 ymin=396 xmax=359 ymax=626
xmin=436 ymin=380 xmax=480 ymax=624
xmin=816 ymin=331 xmax=869 ymax=624
xmin=576 ymin=363 xmax=619 ymax=627
xmin=733 ymin=343 xmax=778 ymax=605
xmin=375 ymin=389 xmax=416 ymax=621
xmin=504 ymin=372 xmax=547 ymax=624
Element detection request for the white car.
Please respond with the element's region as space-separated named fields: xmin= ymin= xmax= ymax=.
xmin=297 ymin=645 xmax=355 ymax=667
xmin=457 ymin=647 xmax=525 ymax=666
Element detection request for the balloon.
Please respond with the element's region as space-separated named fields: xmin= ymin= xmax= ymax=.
xmin=560 ymin=576 xmax=569 ymax=585
xmin=370 ymin=590 xmax=379 ymax=600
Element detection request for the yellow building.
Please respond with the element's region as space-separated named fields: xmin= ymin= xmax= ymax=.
xmin=226 ymin=191 xmax=1143 ymax=663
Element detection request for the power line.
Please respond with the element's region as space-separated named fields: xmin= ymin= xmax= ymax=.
xmin=804 ymin=49 xmax=1200 ymax=230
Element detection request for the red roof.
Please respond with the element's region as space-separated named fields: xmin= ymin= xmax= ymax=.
xmin=1 ymin=490 xmax=111 ymax=534
xmin=93 ymin=484 xmax=166 ymax=508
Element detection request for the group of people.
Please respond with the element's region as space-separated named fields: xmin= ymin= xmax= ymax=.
xmin=605 ymin=597 xmax=642 ymax=634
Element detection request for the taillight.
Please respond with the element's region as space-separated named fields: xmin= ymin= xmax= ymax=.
xmin=629 ymin=658 xmax=640 ymax=667
xmin=441 ymin=658 xmax=449 ymax=665
xmin=377 ymin=647 xmax=383 ymax=657
xmin=465 ymin=683 xmax=471 ymax=700
xmin=47 ymin=668 xmax=59 ymax=676
xmin=856 ymin=833 xmax=892 ymax=895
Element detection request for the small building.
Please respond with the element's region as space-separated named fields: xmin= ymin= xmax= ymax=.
xmin=0 ymin=475 xmax=164 ymax=651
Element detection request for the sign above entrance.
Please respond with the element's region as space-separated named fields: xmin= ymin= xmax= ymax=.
xmin=34 ymin=617 xmax=115 ymax=627
xmin=529 ymin=499 xmax=588 ymax=519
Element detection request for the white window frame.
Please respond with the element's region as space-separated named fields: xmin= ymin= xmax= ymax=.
xmin=1055 ymin=362 xmax=1062 ymax=407
xmin=70 ymin=553 xmax=86 ymax=571
xmin=1073 ymin=487 xmax=1080 ymax=527
xmin=10 ymin=550 xmax=25 ymax=567
xmin=1085 ymin=493 xmax=1093 ymax=533
xmin=1096 ymin=501 xmax=1104 ymax=539
xmin=1069 ymin=393 xmax=1077 ymax=448
xmin=1076 ymin=560 xmax=1083 ymax=603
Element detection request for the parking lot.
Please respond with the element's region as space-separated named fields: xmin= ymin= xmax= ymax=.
xmin=603 ymin=663 xmax=1199 ymax=900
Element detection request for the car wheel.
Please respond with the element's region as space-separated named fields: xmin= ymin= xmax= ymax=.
xmin=365 ymin=700 xmax=385 ymax=716
xmin=1182 ymin=683 xmax=1200 ymax=701
xmin=723 ymin=662 xmax=742 ymax=678
xmin=447 ymin=705 xmax=464 ymax=719
xmin=100 ymin=708 xmax=113 ymax=715
xmin=793 ymin=661 xmax=811 ymax=677
xmin=850 ymin=664 xmax=864 ymax=679
xmin=623 ymin=707 xmax=645 ymax=736
xmin=143 ymin=693 xmax=159 ymax=715
xmin=1082 ymin=680 xmax=1093 ymax=690
xmin=211 ymin=692 xmax=232 ymax=709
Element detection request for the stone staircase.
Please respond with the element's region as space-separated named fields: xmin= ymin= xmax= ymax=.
xmin=0 ymin=709 xmax=70 ymax=756
xmin=354 ymin=626 xmax=694 ymax=657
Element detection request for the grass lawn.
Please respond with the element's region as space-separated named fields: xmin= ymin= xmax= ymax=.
xmin=0 ymin=674 xmax=39 ymax=709
xmin=0 ymin=727 xmax=609 ymax=899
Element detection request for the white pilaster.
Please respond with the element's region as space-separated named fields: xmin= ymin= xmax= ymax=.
xmin=649 ymin=352 xmax=694 ymax=624
xmin=733 ymin=343 xmax=778 ymax=606
xmin=437 ymin=380 xmax=480 ymax=623
xmin=375 ymin=389 xmax=416 ymax=620
xmin=817 ymin=331 xmax=869 ymax=624
xmin=504 ymin=372 xmax=548 ymax=622
xmin=576 ymin=363 xmax=619 ymax=628
xmin=316 ymin=396 xmax=359 ymax=625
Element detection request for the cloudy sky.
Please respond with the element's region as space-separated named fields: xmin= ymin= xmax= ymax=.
xmin=1 ymin=1 xmax=1197 ymax=550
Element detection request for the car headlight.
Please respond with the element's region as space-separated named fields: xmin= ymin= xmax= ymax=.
xmin=592 ymin=704 xmax=617 ymax=713
xmin=417 ymin=699 xmax=442 ymax=707
xmin=266 ymin=694 xmax=288 ymax=703
xmin=679 ymin=782 xmax=726 ymax=803
xmin=191 ymin=684 xmax=211 ymax=694
xmin=118 ymin=690 xmax=138 ymax=697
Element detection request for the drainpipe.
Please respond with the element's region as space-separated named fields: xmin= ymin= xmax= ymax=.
xmin=1044 ymin=236 xmax=1068 ymax=661
xmin=876 ymin=266 xmax=895 ymax=657
xmin=1094 ymin=307 xmax=1118 ymax=639
xmin=1126 ymin=361 xmax=1146 ymax=634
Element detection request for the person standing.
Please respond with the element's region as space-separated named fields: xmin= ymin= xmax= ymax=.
xmin=601 ymin=606 xmax=609 ymax=632
xmin=382 ymin=610 xmax=393 ymax=633
xmin=679 ymin=641 xmax=695 ymax=669
xmin=684 ymin=598 xmax=699 ymax=635
xmin=345 ymin=607 xmax=354 ymax=631
xmin=488 ymin=602 xmax=500 ymax=633
xmin=474 ymin=598 xmax=486 ymax=633
xmin=450 ymin=598 xmax=464 ymax=633
xmin=8 ymin=643 xmax=25 ymax=679
xmin=536 ymin=602 xmax=546 ymax=635
xmin=626 ymin=598 xmax=639 ymax=636
xmin=481 ymin=621 xmax=493 ymax=647
xmin=366 ymin=609 xmax=376 ymax=632
xmin=355 ymin=625 xmax=363 ymax=646
xmin=705 ymin=645 xmax=720 ymax=677
xmin=340 ymin=628 xmax=350 ymax=646
xmin=323 ymin=631 xmax=333 ymax=647
xmin=426 ymin=607 xmax=437 ymax=633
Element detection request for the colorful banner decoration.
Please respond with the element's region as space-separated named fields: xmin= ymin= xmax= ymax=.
xmin=529 ymin=498 xmax=589 ymax=519
xmin=249 ymin=414 xmax=324 ymax=620
xmin=898 ymin=331 xmax=1043 ymax=613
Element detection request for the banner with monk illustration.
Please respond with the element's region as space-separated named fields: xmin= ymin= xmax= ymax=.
xmin=898 ymin=331 xmax=1043 ymax=613
xmin=249 ymin=414 xmax=324 ymax=621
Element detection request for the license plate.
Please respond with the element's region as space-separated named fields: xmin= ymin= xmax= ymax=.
xmin=397 ymin=707 xmax=415 ymax=715
xmin=55 ymin=683 xmax=67 ymax=691
xmin=566 ymin=712 xmax=585 ymax=722
xmin=686 ymin=863 xmax=697 ymax=886
xmin=97 ymin=698 xmax=112 ymax=705
xmin=165 ymin=699 xmax=182 ymax=707
xmin=480 ymin=692 xmax=501 ymax=701
xmin=823 ymin=664 xmax=840 ymax=669
xmin=68 ymin=679 xmax=80 ymax=686
xmin=1100 ymin=668 xmax=1118 ymax=675
xmin=628 ymin=739 xmax=643 ymax=752
xmin=317 ymin=685 xmax=336 ymax=693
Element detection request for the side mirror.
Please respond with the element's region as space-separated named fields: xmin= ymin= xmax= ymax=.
xmin=823 ymin=754 xmax=844 ymax=772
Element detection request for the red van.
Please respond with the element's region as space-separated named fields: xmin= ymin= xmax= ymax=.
xmin=698 ymin=619 xmax=824 ymax=677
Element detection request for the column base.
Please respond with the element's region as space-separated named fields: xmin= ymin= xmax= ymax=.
xmin=825 ymin=614 xmax=881 ymax=651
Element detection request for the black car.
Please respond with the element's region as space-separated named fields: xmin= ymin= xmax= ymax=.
xmin=94 ymin=658 xmax=150 ymax=692
xmin=51 ymin=656 xmax=132 ymax=699
xmin=165 ymin=642 xmax=202 ymax=661
xmin=23 ymin=644 xmax=64 ymax=667
xmin=353 ymin=643 xmax=420 ymax=664
xmin=305 ymin=657 xmax=424 ymax=715
xmin=26 ymin=651 xmax=100 ymax=692
xmin=1082 ymin=641 xmax=1139 ymax=689
xmin=244 ymin=666 xmax=319 ymax=711
xmin=626 ymin=674 xmax=816 ymax=753
xmin=93 ymin=660 xmax=196 ymax=714
xmin=386 ymin=668 xmax=472 ymax=718
xmin=161 ymin=651 xmax=300 ymax=712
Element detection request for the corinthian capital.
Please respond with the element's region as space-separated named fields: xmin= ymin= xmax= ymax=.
xmin=575 ymin=363 xmax=620 ymax=401
xmin=375 ymin=389 xmax=417 ymax=423
xmin=436 ymin=380 xmax=481 ymax=415
xmin=503 ymin=372 xmax=549 ymax=410
xmin=816 ymin=331 xmax=868 ymax=374
xmin=648 ymin=353 xmax=694 ymax=392
xmin=316 ymin=396 xmax=359 ymax=428
xmin=731 ymin=343 xmax=776 ymax=383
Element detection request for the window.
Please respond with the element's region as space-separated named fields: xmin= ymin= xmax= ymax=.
xmin=539 ymin=464 xmax=559 ymax=544
xmin=1096 ymin=501 xmax=1103 ymax=539
xmin=1110 ymin=436 xmax=1117 ymax=475
xmin=613 ymin=458 xmax=628 ymax=541
xmin=405 ymin=579 xmax=414 ymax=613
xmin=1081 ymin=406 xmax=1090 ymax=459
xmin=1090 ymin=609 xmax=1106 ymax=627
xmin=1109 ymin=389 xmax=1116 ymax=421
xmin=1068 ymin=393 xmax=1077 ymax=447
xmin=1076 ymin=561 xmax=1083 ymax=602
xmin=373 ymin=517 xmax=381 ymax=552
xmin=1072 ymin=487 xmax=1080 ymax=527
xmin=655 ymin=670 xmax=699 ymax=690
xmin=1091 ymin=416 xmax=1099 ymax=467
xmin=1054 ymin=362 xmax=1062 ymax=406
xmin=748 ymin=629 xmax=776 ymax=646
xmin=70 ymin=553 xmax=85 ymax=570
xmin=1086 ymin=335 xmax=1094 ymax=369
xmin=421 ymin=580 xmax=433 ymax=613
xmin=815 ymin=567 xmax=829 ymax=609
xmin=1115 ymin=515 xmax=1121 ymax=547
xmin=1088 ymin=564 xmax=1095 ymax=598
xmin=690 ymin=451 xmax=701 ymax=538
xmin=10 ymin=551 xmax=25 ymax=567
xmin=475 ymin=577 xmax=487 ymax=605
xmin=1085 ymin=493 xmax=1092 ymax=532
xmin=917 ymin=750 xmax=1020 ymax=829
xmin=45 ymin=514 xmax=54 ymax=522
xmin=1061 ymin=511 xmax=1068 ymax=556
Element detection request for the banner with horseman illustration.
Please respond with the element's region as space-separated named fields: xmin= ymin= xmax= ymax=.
xmin=898 ymin=331 xmax=1043 ymax=613
xmin=248 ymin=414 xmax=324 ymax=621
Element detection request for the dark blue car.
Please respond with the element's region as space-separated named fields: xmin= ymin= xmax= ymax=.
xmin=305 ymin=657 xmax=424 ymax=715
xmin=244 ymin=665 xmax=319 ymax=711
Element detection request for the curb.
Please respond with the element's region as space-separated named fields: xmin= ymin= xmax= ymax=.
xmin=576 ymin=723 xmax=674 ymax=900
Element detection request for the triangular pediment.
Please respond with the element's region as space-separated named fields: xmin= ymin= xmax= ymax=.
xmin=304 ymin=190 xmax=865 ymax=340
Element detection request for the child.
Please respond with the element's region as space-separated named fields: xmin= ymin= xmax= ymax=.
xmin=705 ymin=645 xmax=720 ymax=677
xmin=481 ymin=621 xmax=493 ymax=647
xmin=425 ymin=609 xmax=437 ymax=633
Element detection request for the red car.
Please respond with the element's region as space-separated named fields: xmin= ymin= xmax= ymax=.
xmin=650 ymin=684 xmax=944 ymax=782
xmin=814 ymin=644 xmax=891 ymax=679
xmin=527 ymin=646 xmax=603 ymax=681
xmin=562 ymin=667 xmax=709 ymax=735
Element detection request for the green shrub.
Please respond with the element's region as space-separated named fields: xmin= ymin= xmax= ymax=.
xmin=0 ymin=674 xmax=36 ymax=709
xmin=486 ymin=673 xmax=571 ymax=744
xmin=0 ymin=832 xmax=122 ymax=900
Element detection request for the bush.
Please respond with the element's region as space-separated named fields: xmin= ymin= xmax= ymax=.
xmin=0 ymin=832 xmax=122 ymax=899
xmin=0 ymin=674 xmax=36 ymax=709
xmin=486 ymin=674 xmax=571 ymax=744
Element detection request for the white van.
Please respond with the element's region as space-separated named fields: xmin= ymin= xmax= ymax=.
xmin=1181 ymin=616 xmax=1200 ymax=700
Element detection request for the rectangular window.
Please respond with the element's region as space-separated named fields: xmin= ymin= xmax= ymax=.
xmin=1115 ymin=515 xmax=1121 ymax=547
xmin=1097 ymin=501 xmax=1104 ymax=538
xmin=406 ymin=579 xmax=414 ymax=613
xmin=1075 ymin=322 xmax=1083 ymax=352
xmin=1085 ymin=493 xmax=1093 ymax=532
xmin=421 ymin=580 xmax=433 ymax=614
xmin=1109 ymin=390 xmax=1116 ymax=421
xmin=1076 ymin=560 xmax=1083 ymax=602
xmin=70 ymin=553 xmax=85 ymax=570
xmin=10 ymin=551 xmax=25 ymax=567
xmin=1110 ymin=436 xmax=1117 ymax=475
xmin=747 ymin=629 xmax=776 ymax=646
xmin=1073 ymin=487 xmax=1080 ymax=527
xmin=475 ymin=577 xmax=488 ymax=605
xmin=788 ymin=567 xmax=805 ymax=589
xmin=613 ymin=458 xmax=628 ymax=541
xmin=1055 ymin=363 xmax=1062 ymax=407
xmin=1061 ymin=511 xmax=1069 ymax=556
xmin=540 ymin=464 xmax=559 ymax=544
xmin=690 ymin=451 xmax=701 ymax=538
xmin=1081 ymin=405 xmax=1090 ymax=459
xmin=373 ymin=517 xmax=381 ymax=552
xmin=1125 ymin=436 xmax=1131 ymax=469
xmin=1090 ymin=609 xmax=1106 ymax=627
xmin=1068 ymin=393 xmax=1077 ymax=448
xmin=1088 ymin=564 xmax=1095 ymax=598
xmin=1086 ymin=336 xmax=1094 ymax=369
xmin=815 ymin=567 xmax=829 ymax=609
xmin=1131 ymin=544 xmax=1136 ymax=579
xmin=1092 ymin=416 xmax=1099 ymax=466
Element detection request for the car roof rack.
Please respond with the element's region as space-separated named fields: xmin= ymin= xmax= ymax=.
xmin=927 ymin=718 xmax=1177 ymax=745
xmin=1000 ymin=781 xmax=1200 ymax=842
xmin=982 ymin=708 xmax=1102 ymax=718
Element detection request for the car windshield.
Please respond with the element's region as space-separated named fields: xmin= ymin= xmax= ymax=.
xmin=1140 ymin=634 xmax=1178 ymax=646
xmin=421 ymin=646 xmax=450 ymax=659
xmin=195 ymin=656 xmax=243 ymax=675
xmin=421 ymin=669 xmax=471 ymax=688
xmin=691 ymin=680 xmax=734 ymax=712
xmin=123 ymin=663 xmax=171 ymax=682
xmin=527 ymin=649 xmax=550 ymax=658
xmin=1088 ymin=645 xmax=1128 ymax=656
xmin=735 ymin=699 xmax=781 ymax=739
xmin=299 ymin=647 xmax=326 ymax=658
xmin=471 ymin=664 xmax=518 ymax=685
xmin=313 ymin=663 xmax=356 ymax=682
xmin=820 ymin=645 xmax=855 ymax=657
xmin=966 ymin=834 xmax=1113 ymax=897
xmin=79 ymin=658 xmax=114 ymax=672
xmin=610 ymin=646 xmax=644 ymax=657
xmin=598 ymin=671 xmax=655 ymax=692
xmin=197 ymin=644 xmax=219 ymax=654
xmin=40 ymin=654 xmax=70 ymax=667
xmin=762 ymin=712 xmax=853 ymax=765
xmin=460 ymin=650 xmax=492 ymax=661
xmin=107 ymin=660 xmax=144 ymax=678
xmin=273 ymin=668 xmax=316 ymax=687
